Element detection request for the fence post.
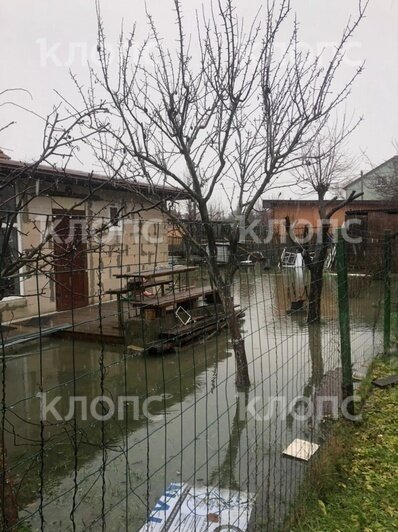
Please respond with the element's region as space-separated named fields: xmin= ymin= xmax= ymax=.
xmin=336 ymin=228 xmax=354 ymax=414
xmin=383 ymin=230 xmax=392 ymax=353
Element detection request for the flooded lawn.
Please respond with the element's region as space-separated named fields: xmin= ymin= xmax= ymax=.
xmin=3 ymin=270 xmax=383 ymax=530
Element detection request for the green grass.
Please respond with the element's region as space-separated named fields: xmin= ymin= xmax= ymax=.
xmin=286 ymin=356 xmax=398 ymax=532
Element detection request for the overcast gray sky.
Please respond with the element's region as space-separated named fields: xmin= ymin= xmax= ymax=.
xmin=1 ymin=0 xmax=397 ymax=198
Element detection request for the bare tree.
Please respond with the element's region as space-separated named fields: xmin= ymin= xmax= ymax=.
xmin=294 ymin=124 xmax=362 ymax=322
xmin=208 ymin=201 xmax=226 ymax=222
xmin=295 ymin=122 xmax=359 ymax=201
xmin=76 ymin=0 xmax=367 ymax=386
xmin=370 ymin=170 xmax=398 ymax=200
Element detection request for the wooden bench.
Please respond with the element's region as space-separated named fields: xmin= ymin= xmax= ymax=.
xmin=107 ymin=284 xmax=216 ymax=325
xmin=107 ymin=287 xmax=131 ymax=296
xmin=107 ymin=280 xmax=174 ymax=325
xmin=137 ymin=285 xmax=219 ymax=315
xmin=108 ymin=280 xmax=171 ymax=295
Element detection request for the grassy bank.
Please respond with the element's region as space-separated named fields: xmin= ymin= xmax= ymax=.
xmin=286 ymin=356 xmax=398 ymax=531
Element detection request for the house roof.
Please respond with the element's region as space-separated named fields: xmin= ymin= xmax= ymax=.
xmin=263 ymin=198 xmax=398 ymax=209
xmin=262 ymin=199 xmax=341 ymax=208
xmin=346 ymin=207 xmax=398 ymax=215
xmin=0 ymin=156 xmax=190 ymax=201
xmin=342 ymin=155 xmax=398 ymax=190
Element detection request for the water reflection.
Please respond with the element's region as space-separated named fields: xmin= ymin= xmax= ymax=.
xmin=209 ymin=391 xmax=249 ymax=491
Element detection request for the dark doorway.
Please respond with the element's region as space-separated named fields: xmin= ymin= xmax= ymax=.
xmin=53 ymin=212 xmax=89 ymax=311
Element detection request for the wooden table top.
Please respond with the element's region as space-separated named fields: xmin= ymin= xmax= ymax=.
xmin=115 ymin=265 xmax=198 ymax=280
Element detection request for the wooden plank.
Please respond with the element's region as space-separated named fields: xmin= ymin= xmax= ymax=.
xmin=372 ymin=374 xmax=398 ymax=388
xmin=115 ymin=265 xmax=197 ymax=280
xmin=107 ymin=280 xmax=171 ymax=295
xmin=135 ymin=280 xmax=170 ymax=289
xmin=107 ymin=288 xmax=131 ymax=295
xmin=160 ymin=314 xmax=222 ymax=338
xmin=126 ymin=344 xmax=146 ymax=353
xmin=145 ymin=293 xmax=201 ymax=309
xmin=128 ymin=285 xmax=216 ymax=309
xmin=57 ymin=330 xmax=125 ymax=345
xmin=4 ymin=324 xmax=73 ymax=348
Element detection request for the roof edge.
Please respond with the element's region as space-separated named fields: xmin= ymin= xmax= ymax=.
xmin=0 ymin=158 xmax=190 ymax=200
xmin=342 ymin=155 xmax=398 ymax=190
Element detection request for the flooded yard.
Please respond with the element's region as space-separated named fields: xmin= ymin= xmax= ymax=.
xmin=3 ymin=269 xmax=384 ymax=530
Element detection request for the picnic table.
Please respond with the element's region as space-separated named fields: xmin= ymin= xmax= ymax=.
xmin=109 ymin=265 xmax=201 ymax=326
xmin=115 ymin=265 xmax=198 ymax=292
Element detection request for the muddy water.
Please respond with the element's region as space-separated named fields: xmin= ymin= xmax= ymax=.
xmin=3 ymin=270 xmax=383 ymax=531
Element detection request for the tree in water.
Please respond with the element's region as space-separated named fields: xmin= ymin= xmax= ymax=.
xmin=76 ymin=0 xmax=367 ymax=385
xmin=295 ymin=124 xmax=363 ymax=323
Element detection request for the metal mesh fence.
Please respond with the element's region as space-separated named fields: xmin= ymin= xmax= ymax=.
xmin=0 ymin=217 xmax=391 ymax=531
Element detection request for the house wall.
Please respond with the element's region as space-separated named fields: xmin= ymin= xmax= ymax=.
xmin=86 ymin=196 xmax=169 ymax=305
xmin=345 ymin=210 xmax=398 ymax=237
xmin=366 ymin=211 xmax=398 ymax=234
xmin=1 ymin=186 xmax=169 ymax=322
xmin=345 ymin=210 xmax=398 ymax=273
xmin=264 ymin=201 xmax=398 ymax=242
xmin=345 ymin=176 xmax=381 ymax=201
xmin=345 ymin=158 xmax=398 ymax=200
xmin=267 ymin=204 xmax=346 ymax=239
xmin=18 ymin=194 xmax=54 ymax=317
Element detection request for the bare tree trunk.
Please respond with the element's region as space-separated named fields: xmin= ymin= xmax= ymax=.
xmin=207 ymin=244 xmax=250 ymax=388
xmin=221 ymin=286 xmax=250 ymax=388
xmin=308 ymin=322 xmax=324 ymax=387
xmin=307 ymin=260 xmax=324 ymax=323
xmin=306 ymin=225 xmax=330 ymax=323
xmin=307 ymin=197 xmax=329 ymax=324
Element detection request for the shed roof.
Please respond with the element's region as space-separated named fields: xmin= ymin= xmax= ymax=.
xmin=262 ymin=198 xmax=398 ymax=209
xmin=0 ymin=156 xmax=190 ymax=200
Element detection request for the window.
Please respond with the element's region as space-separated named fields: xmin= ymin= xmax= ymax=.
xmin=109 ymin=206 xmax=123 ymax=231
xmin=109 ymin=206 xmax=119 ymax=226
xmin=0 ymin=182 xmax=17 ymax=213
xmin=0 ymin=182 xmax=20 ymax=296
xmin=109 ymin=205 xmax=123 ymax=241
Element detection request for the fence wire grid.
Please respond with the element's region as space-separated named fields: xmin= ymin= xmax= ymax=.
xmin=0 ymin=215 xmax=393 ymax=532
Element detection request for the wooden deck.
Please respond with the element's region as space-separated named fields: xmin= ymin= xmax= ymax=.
xmin=2 ymin=283 xmax=219 ymax=348
xmin=3 ymin=324 xmax=73 ymax=349
xmin=2 ymin=301 xmax=126 ymax=348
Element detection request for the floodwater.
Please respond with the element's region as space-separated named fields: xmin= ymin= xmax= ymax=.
xmin=2 ymin=269 xmax=384 ymax=531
